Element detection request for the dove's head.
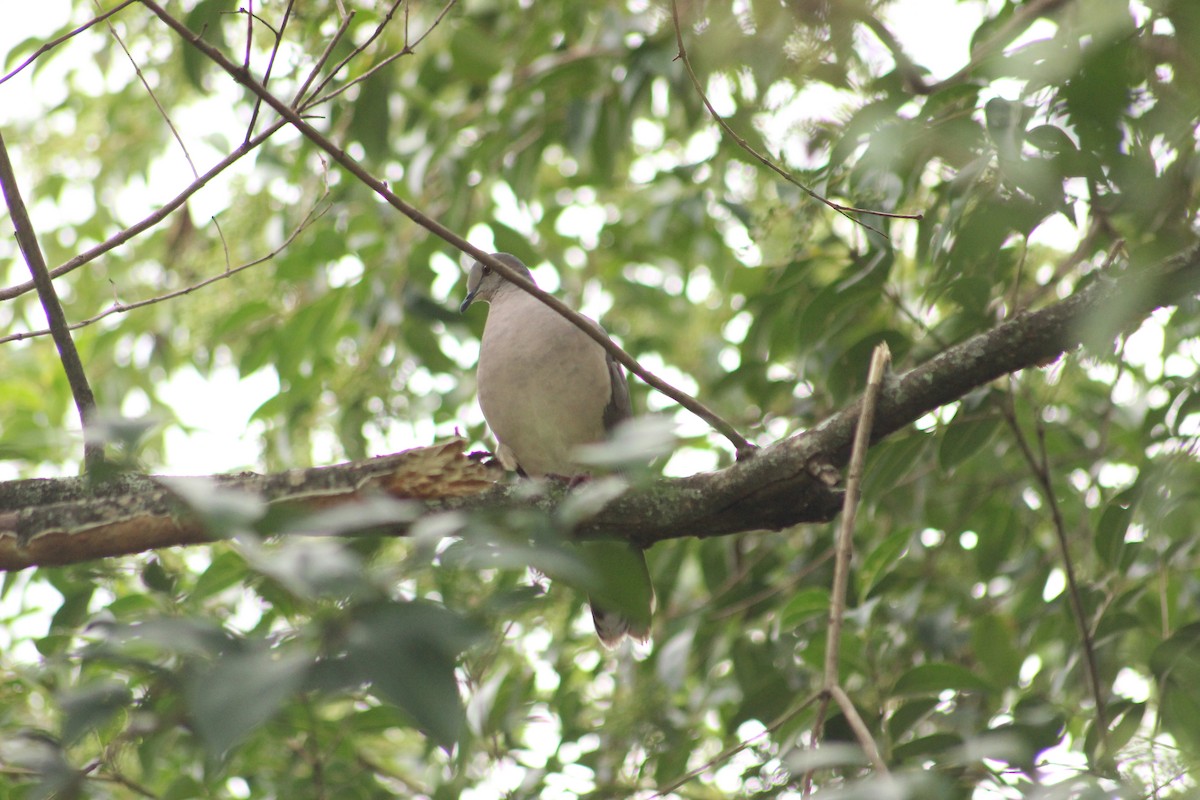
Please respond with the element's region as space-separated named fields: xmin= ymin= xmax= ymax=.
xmin=460 ymin=253 xmax=533 ymax=312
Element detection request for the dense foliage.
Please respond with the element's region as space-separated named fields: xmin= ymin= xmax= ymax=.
xmin=2 ymin=0 xmax=1199 ymax=797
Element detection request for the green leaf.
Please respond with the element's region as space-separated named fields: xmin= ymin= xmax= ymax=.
xmin=1084 ymin=700 xmax=1145 ymax=765
xmin=49 ymin=584 xmax=95 ymax=633
xmin=730 ymin=638 xmax=792 ymax=727
xmin=971 ymin=613 xmax=1022 ymax=687
xmin=191 ymin=550 xmax=249 ymax=601
xmin=859 ymin=528 xmax=912 ymax=600
xmin=1026 ymin=124 xmax=1078 ymax=154
xmin=574 ymin=540 xmax=654 ymax=632
xmin=780 ymin=588 xmax=831 ymax=630
xmin=892 ymin=732 xmax=963 ymax=763
xmin=888 ymin=698 xmax=938 ymax=740
xmin=185 ymin=648 xmax=311 ymax=757
xmin=3 ymin=35 xmax=44 ymax=72
xmin=894 ymin=662 xmax=997 ymax=696
xmin=348 ymin=601 xmax=483 ymax=748
xmin=141 ymin=557 xmax=176 ymax=595
xmin=244 ymin=538 xmax=365 ymax=600
xmin=181 ymin=0 xmax=235 ymax=90
xmin=101 ymin=617 xmax=232 ymax=659
xmin=1150 ymin=623 xmax=1200 ymax=753
xmin=349 ymin=62 xmax=394 ymax=163
xmin=59 ymin=681 xmax=132 ymax=744
xmin=938 ymin=412 xmax=1001 ymax=470
xmin=1095 ymin=489 xmax=1136 ymax=569
xmin=863 ymin=432 xmax=932 ymax=495
xmin=974 ymin=501 xmax=1020 ymax=577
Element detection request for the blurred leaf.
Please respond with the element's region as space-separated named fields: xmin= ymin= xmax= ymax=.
xmin=191 ymin=549 xmax=249 ymax=601
xmin=1150 ymin=623 xmax=1200 ymax=753
xmin=185 ymin=648 xmax=311 ymax=757
xmin=1095 ymin=488 xmax=1136 ymax=570
xmin=859 ymin=527 xmax=912 ymax=600
xmin=347 ymin=600 xmax=484 ymax=748
xmin=242 ymin=538 xmax=365 ymax=599
xmin=780 ymin=588 xmax=831 ymax=630
xmin=938 ymin=412 xmax=1001 ymax=470
xmin=1026 ymin=124 xmax=1078 ymax=155
xmin=894 ymin=662 xmax=996 ymax=696
xmin=971 ymin=613 xmax=1021 ymax=687
xmin=182 ymin=0 xmax=236 ymax=90
xmin=158 ymin=477 xmax=266 ymax=537
xmin=893 ymin=732 xmax=963 ymax=763
xmin=59 ymin=681 xmax=132 ymax=745
xmin=888 ymin=697 xmax=938 ymax=741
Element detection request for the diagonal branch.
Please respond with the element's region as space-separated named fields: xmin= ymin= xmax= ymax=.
xmin=0 ymin=0 xmax=138 ymax=86
xmin=0 ymin=132 xmax=104 ymax=472
xmin=0 ymin=123 xmax=285 ymax=302
xmin=97 ymin=0 xmax=200 ymax=178
xmin=140 ymin=0 xmax=756 ymax=456
xmin=0 ymin=193 xmax=330 ymax=345
xmin=999 ymin=386 xmax=1109 ymax=750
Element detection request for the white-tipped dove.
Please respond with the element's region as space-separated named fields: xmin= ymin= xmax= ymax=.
xmin=460 ymin=253 xmax=654 ymax=646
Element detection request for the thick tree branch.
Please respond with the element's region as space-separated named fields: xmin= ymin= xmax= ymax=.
xmin=2 ymin=242 xmax=1197 ymax=572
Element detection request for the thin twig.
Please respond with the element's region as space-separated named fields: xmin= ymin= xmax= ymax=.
xmin=0 ymin=122 xmax=286 ymax=302
xmin=245 ymin=0 xmax=295 ymax=141
xmin=96 ymin=0 xmax=199 ymax=178
xmin=302 ymin=0 xmax=457 ymax=111
xmin=295 ymin=0 xmax=406 ymax=109
xmin=243 ymin=0 xmax=253 ymax=71
xmin=652 ymin=690 xmax=822 ymax=798
xmin=829 ymin=685 xmax=888 ymax=773
xmin=0 ymin=0 xmax=138 ymax=86
xmin=0 ymin=198 xmax=330 ymax=345
xmin=999 ymin=386 xmax=1110 ymax=748
xmin=808 ymin=343 xmax=892 ymax=792
xmin=824 ymin=344 xmax=890 ymax=687
xmin=142 ymin=0 xmax=757 ymax=457
xmin=408 ymin=0 xmax=458 ymax=52
xmin=0 ymin=132 xmax=104 ymax=471
xmin=290 ymin=10 xmax=356 ymax=107
xmin=227 ymin=7 xmax=280 ymax=41
xmin=668 ymin=0 xmax=920 ymax=237
xmin=305 ymin=51 xmax=406 ymax=109
xmin=1034 ymin=416 xmax=1110 ymax=741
